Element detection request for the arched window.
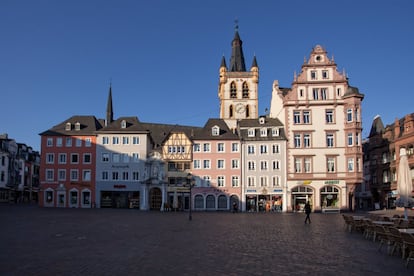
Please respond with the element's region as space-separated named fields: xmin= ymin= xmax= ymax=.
xmin=218 ymin=195 xmax=227 ymax=209
xmin=206 ymin=195 xmax=216 ymax=209
xmin=246 ymin=105 xmax=250 ymax=118
xmin=229 ymin=105 xmax=234 ymax=118
xmin=242 ymin=82 xmax=249 ymax=98
xmin=194 ymin=194 xmax=204 ymax=209
xmin=230 ymin=82 xmax=237 ymax=98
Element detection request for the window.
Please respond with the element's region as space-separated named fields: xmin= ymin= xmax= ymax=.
xmin=122 ymin=153 xmax=129 ymax=163
xmin=85 ymin=138 xmax=91 ymax=147
xmin=303 ymin=111 xmax=310 ymax=124
xmin=112 ymin=172 xmax=119 ymax=180
xmin=260 ymin=177 xmax=267 ymax=187
xmin=70 ymin=169 xmax=79 ymax=181
xmin=102 ymin=136 xmax=109 ymax=145
xmin=248 ymin=176 xmax=255 ymax=187
xmin=295 ymin=158 xmax=302 ymax=173
xmin=212 ymin=126 xmax=220 ymax=136
xmin=102 ymin=153 xmax=109 ymax=162
xmin=217 ymin=160 xmax=225 ymax=169
xmin=271 ymin=128 xmax=279 ymax=136
xmin=121 ymin=120 xmax=127 ymax=128
xmin=231 ymin=143 xmax=239 ymax=152
xmin=132 ymin=171 xmax=139 ymax=181
xmin=247 ymin=145 xmax=255 ymax=154
xmin=242 ymin=82 xmax=249 ymax=98
xmin=58 ymin=169 xmax=66 ymax=181
xmin=348 ymin=158 xmax=354 ymax=172
xmin=203 ymin=143 xmax=210 ymax=152
xmin=217 ymin=176 xmax=225 ymax=187
xmin=260 ymin=128 xmax=267 ymax=137
xmin=46 ymin=169 xmax=54 ymax=181
xmin=326 ymin=133 xmax=334 ymax=147
xmin=59 ymin=153 xmax=67 ymax=164
xmin=232 ymin=176 xmax=239 ymax=187
xmin=272 ymin=144 xmax=280 ymax=154
xmin=112 ymin=153 xmax=120 ymax=163
xmin=122 ymin=171 xmax=129 ymax=181
xmin=47 ymin=138 xmax=53 ymax=147
xmin=112 ymin=137 xmax=119 ymax=145
xmin=132 ymin=137 xmax=140 ymax=144
xmin=203 ymin=160 xmax=210 ymax=169
xmin=57 ymin=138 xmax=63 ymax=147
xmin=193 ymin=160 xmax=201 ymax=169
xmin=83 ymin=170 xmax=91 ymax=181
xmin=75 ymin=138 xmax=82 ymax=147
xmin=294 ymin=134 xmax=301 ymax=148
xmin=293 ymin=111 xmax=301 ymax=124
xmin=320 ymin=88 xmax=327 ymax=100
xmin=194 ymin=143 xmax=201 ymax=152
xmin=348 ymin=133 xmax=353 ymax=146
xmin=313 ymin=88 xmax=319 ymax=100
xmin=231 ymin=159 xmax=239 ymax=169
xmin=260 ymin=161 xmax=268 ymax=171
xmin=46 ymin=153 xmax=54 ymax=164
xmin=230 ymin=82 xmax=237 ymax=98
xmin=122 ymin=136 xmax=129 ymax=145
xmin=355 ymin=132 xmax=360 ymax=146
xmin=66 ymin=137 xmax=72 ymax=147
xmin=327 ymin=157 xmax=335 ymax=173
xmin=326 ymin=110 xmax=334 ymax=123
xmin=248 ymin=161 xmax=256 ymax=171
xmin=272 ymin=160 xmax=280 ymax=170
xmin=260 ymin=145 xmax=268 ymax=154
xmin=322 ymin=70 xmax=328 ymax=79
xmin=203 ymin=176 xmax=211 ymax=187
xmin=102 ymin=171 xmax=109 ymax=180
xmin=347 ymin=109 xmax=353 ymax=122
xmin=304 ymin=158 xmax=312 ymax=173
xmin=217 ymin=143 xmax=224 ymax=152
xmin=303 ymin=134 xmax=311 ymax=148
xmin=311 ymin=70 xmax=317 ymax=80
xmin=83 ymin=153 xmax=91 ymax=164
xmin=248 ymin=129 xmax=255 ymax=137
xmin=272 ymin=176 xmax=280 ymax=187
xmin=71 ymin=154 xmax=79 ymax=164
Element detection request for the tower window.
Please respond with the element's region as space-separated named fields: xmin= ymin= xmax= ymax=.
xmin=242 ymin=82 xmax=249 ymax=98
xmin=230 ymin=82 xmax=237 ymax=98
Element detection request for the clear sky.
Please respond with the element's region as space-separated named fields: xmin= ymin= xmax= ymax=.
xmin=1 ymin=0 xmax=413 ymax=152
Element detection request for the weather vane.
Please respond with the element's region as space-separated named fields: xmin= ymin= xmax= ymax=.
xmin=235 ymin=18 xmax=239 ymax=32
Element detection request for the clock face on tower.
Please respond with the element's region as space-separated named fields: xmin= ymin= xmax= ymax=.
xmin=236 ymin=103 xmax=245 ymax=114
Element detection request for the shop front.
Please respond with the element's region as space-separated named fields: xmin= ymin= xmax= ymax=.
xmin=245 ymin=188 xmax=284 ymax=212
xmin=291 ymin=185 xmax=314 ymax=212
xmin=97 ymin=183 xmax=140 ymax=209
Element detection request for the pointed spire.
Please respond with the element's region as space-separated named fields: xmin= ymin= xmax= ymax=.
xmin=229 ymin=20 xmax=246 ymax=72
xmin=251 ymin=55 xmax=258 ymax=68
xmin=220 ymin=55 xmax=227 ymax=69
xmin=106 ymin=83 xmax=113 ymax=126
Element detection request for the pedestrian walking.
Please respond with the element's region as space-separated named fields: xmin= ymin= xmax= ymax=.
xmin=304 ymin=201 xmax=311 ymax=224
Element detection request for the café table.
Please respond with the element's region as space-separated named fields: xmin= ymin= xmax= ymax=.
xmin=399 ymin=228 xmax=414 ymax=234
xmin=372 ymin=221 xmax=394 ymax=226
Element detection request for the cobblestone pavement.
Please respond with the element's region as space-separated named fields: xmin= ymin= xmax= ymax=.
xmin=1 ymin=205 xmax=414 ymax=276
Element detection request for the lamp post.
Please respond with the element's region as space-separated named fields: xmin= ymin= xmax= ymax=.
xmin=187 ymin=173 xmax=194 ymax=221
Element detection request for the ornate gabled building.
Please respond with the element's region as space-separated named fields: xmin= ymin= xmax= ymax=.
xmin=270 ymin=45 xmax=364 ymax=212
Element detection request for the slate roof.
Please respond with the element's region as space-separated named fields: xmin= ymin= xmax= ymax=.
xmin=39 ymin=115 xmax=104 ymax=136
xmin=238 ymin=117 xmax=287 ymax=141
xmin=193 ymin=118 xmax=239 ymax=140
xmin=97 ymin=116 xmax=148 ymax=133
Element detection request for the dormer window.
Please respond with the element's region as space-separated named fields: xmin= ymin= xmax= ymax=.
xmin=75 ymin=122 xmax=81 ymax=131
xmin=260 ymin=128 xmax=267 ymax=137
xmin=248 ymin=128 xmax=255 ymax=137
xmin=65 ymin=122 xmax=71 ymax=131
xmin=121 ymin=120 xmax=127 ymax=129
xmin=272 ymin=128 xmax=279 ymax=137
xmin=259 ymin=117 xmax=265 ymax=124
xmin=212 ymin=126 xmax=220 ymax=136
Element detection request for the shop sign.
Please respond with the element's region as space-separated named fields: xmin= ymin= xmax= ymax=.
xmin=325 ymin=180 xmax=339 ymax=185
xmin=247 ymin=189 xmax=256 ymax=193
xmin=297 ymin=180 xmax=312 ymax=185
xmin=273 ymin=189 xmax=283 ymax=193
xmin=114 ymin=184 xmax=126 ymax=189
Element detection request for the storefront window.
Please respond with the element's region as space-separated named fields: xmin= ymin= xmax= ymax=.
xmin=46 ymin=191 xmax=53 ymax=203
xmin=320 ymin=186 xmax=339 ymax=208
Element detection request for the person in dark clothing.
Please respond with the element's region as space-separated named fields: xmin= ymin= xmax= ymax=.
xmin=304 ymin=201 xmax=311 ymax=224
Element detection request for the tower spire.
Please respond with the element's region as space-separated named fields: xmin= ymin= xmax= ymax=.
xmin=106 ymin=83 xmax=113 ymax=126
xmin=229 ymin=20 xmax=246 ymax=72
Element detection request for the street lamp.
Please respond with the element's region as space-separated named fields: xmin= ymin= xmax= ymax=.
xmin=187 ymin=172 xmax=195 ymax=221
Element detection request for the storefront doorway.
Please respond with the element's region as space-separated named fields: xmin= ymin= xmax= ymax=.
xmin=291 ymin=186 xmax=313 ymax=212
xmin=149 ymin=188 xmax=162 ymax=210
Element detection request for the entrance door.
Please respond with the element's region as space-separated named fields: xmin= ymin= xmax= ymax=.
xmin=149 ymin=188 xmax=162 ymax=210
xmin=294 ymin=196 xmax=307 ymax=212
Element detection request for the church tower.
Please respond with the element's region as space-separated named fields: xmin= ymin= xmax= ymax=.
xmin=218 ymin=23 xmax=259 ymax=130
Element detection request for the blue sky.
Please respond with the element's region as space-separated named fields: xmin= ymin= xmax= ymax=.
xmin=1 ymin=0 xmax=413 ymax=152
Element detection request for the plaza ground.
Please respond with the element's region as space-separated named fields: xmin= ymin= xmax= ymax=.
xmin=1 ymin=205 xmax=413 ymax=276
